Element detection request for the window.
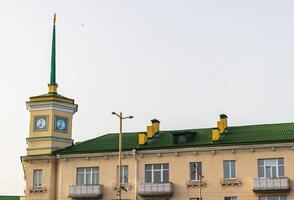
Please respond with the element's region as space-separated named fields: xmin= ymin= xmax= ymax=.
xmin=258 ymin=158 xmax=284 ymax=178
xmin=190 ymin=198 xmax=202 ymax=200
xmin=117 ymin=165 xmax=128 ymax=183
xmin=145 ymin=163 xmax=169 ymax=183
xmin=33 ymin=169 xmax=42 ymax=188
xmin=174 ymin=134 xmax=187 ymax=144
xmin=225 ymin=197 xmax=237 ymax=200
xmin=190 ymin=162 xmax=202 ymax=181
xmin=259 ymin=196 xmax=286 ymax=200
xmin=77 ymin=167 xmax=99 ymax=185
xmin=224 ymin=160 xmax=236 ymax=179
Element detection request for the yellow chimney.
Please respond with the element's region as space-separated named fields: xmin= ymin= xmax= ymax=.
xmin=139 ymin=132 xmax=147 ymax=145
xmin=151 ymin=119 xmax=160 ymax=133
xmin=212 ymin=128 xmax=220 ymax=141
xmin=220 ymin=114 xmax=228 ymax=130
xmin=217 ymin=120 xmax=225 ymax=134
xmin=147 ymin=125 xmax=155 ymax=138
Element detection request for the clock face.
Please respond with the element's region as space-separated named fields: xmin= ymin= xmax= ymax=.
xmin=36 ymin=118 xmax=46 ymax=129
xmin=55 ymin=116 xmax=68 ymax=132
xmin=34 ymin=116 xmax=48 ymax=131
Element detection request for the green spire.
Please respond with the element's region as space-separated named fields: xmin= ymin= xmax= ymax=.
xmin=50 ymin=13 xmax=56 ymax=86
xmin=48 ymin=14 xmax=58 ymax=94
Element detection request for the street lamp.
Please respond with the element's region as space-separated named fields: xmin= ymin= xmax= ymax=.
xmin=112 ymin=112 xmax=133 ymax=200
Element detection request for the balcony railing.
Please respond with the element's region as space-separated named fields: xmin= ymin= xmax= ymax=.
xmin=69 ymin=185 xmax=103 ymax=199
xmin=253 ymin=177 xmax=290 ymax=193
xmin=138 ymin=182 xmax=174 ymax=197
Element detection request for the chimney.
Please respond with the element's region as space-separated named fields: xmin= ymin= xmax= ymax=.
xmin=138 ymin=132 xmax=147 ymax=145
xmin=147 ymin=125 xmax=154 ymax=138
xmin=145 ymin=119 xmax=161 ymax=139
xmin=217 ymin=114 xmax=228 ymax=134
xmin=151 ymin=119 xmax=160 ymax=134
xmin=211 ymin=128 xmax=220 ymax=141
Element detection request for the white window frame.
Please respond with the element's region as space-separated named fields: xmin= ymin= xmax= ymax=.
xmin=76 ymin=167 xmax=99 ymax=185
xmin=145 ymin=163 xmax=169 ymax=183
xmin=117 ymin=165 xmax=128 ymax=183
xmin=190 ymin=162 xmax=202 ymax=181
xmin=33 ymin=169 xmax=42 ymax=188
xmin=258 ymin=158 xmax=284 ymax=178
xmin=223 ymin=160 xmax=237 ymax=180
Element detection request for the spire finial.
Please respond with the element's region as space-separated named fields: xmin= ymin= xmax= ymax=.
xmin=53 ymin=13 xmax=56 ymax=24
xmin=48 ymin=13 xmax=58 ymax=93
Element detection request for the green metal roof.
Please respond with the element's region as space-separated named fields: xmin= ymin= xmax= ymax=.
xmin=54 ymin=122 xmax=294 ymax=155
xmin=30 ymin=92 xmax=72 ymax=100
xmin=0 ymin=196 xmax=20 ymax=200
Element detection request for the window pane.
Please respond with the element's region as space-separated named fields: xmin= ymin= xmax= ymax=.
xmin=268 ymin=197 xmax=278 ymax=200
xmin=265 ymin=159 xmax=276 ymax=166
xmin=280 ymin=196 xmax=286 ymax=200
xmin=278 ymin=158 xmax=284 ymax=165
xmin=259 ymin=197 xmax=266 ymax=200
xmin=92 ymin=172 xmax=99 ymax=185
xmin=145 ymin=170 xmax=152 ymax=183
xmin=224 ymin=161 xmax=230 ymax=179
xmin=123 ymin=166 xmax=128 ymax=183
xmin=154 ymin=171 xmax=161 ymax=183
xmin=163 ymin=163 xmax=169 ymax=170
xmin=145 ymin=164 xmax=151 ymax=170
xmin=163 ymin=170 xmax=169 ymax=183
xmin=77 ymin=172 xmax=84 ymax=185
xmin=266 ymin=166 xmax=271 ymax=178
xmin=231 ymin=161 xmax=236 ymax=178
xmin=86 ymin=171 xmax=91 ymax=185
xmin=272 ymin=166 xmax=277 ymax=178
xmin=278 ymin=166 xmax=284 ymax=177
xmin=190 ymin=163 xmax=196 ymax=180
xmin=258 ymin=166 xmax=264 ymax=178
xmin=258 ymin=160 xmax=264 ymax=167
xmin=153 ymin=164 xmax=161 ymax=170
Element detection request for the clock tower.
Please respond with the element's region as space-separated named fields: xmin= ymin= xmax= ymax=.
xmin=26 ymin=14 xmax=78 ymax=156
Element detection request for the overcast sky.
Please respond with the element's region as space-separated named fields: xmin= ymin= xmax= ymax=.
xmin=1 ymin=0 xmax=294 ymax=195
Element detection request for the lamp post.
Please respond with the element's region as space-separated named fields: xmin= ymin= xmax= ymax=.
xmin=112 ymin=112 xmax=133 ymax=200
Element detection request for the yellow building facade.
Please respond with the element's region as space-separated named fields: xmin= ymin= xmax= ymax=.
xmin=21 ymin=16 xmax=294 ymax=200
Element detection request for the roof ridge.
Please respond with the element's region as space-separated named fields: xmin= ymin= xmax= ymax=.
xmin=229 ymin=122 xmax=294 ymax=129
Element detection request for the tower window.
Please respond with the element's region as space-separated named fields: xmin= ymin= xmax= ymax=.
xmin=33 ymin=169 xmax=43 ymax=188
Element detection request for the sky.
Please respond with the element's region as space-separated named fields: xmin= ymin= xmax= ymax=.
xmin=1 ymin=0 xmax=294 ymax=195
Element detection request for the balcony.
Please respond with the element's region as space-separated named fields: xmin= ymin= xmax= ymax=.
xmin=138 ymin=182 xmax=174 ymax=198
xmin=253 ymin=177 xmax=290 ymax=193
xmin=69 ymin=185 xmax=103 ymax=199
